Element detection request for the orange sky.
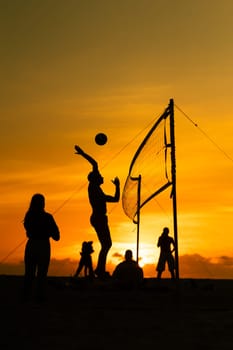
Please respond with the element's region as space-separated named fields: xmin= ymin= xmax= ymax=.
xmin=0 ymin=1 xmax=233 ymax=279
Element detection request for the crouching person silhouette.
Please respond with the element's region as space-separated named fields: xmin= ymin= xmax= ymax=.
xmin=73 ymin=241 xmax=94 ymax=278
xmin=75 ymin=145 xmax=120 ymax=279
xmin=23 ymin=193 xmax=60 ymax=301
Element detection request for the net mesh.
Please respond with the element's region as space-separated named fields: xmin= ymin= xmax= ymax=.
xmin=122 ymin=106 xmax=173 ymax=223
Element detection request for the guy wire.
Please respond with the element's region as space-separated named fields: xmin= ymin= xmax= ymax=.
xmin=175 ymin=104 xmax=233 ymax=163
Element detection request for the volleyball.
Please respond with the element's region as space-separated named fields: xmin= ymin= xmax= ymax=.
xmin=95 ymin=133 xmax=108 ymax=146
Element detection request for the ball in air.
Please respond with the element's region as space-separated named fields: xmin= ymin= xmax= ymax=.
xmin=95 ymin=133 xmax=108 ymax=146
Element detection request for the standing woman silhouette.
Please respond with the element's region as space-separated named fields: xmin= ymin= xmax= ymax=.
xmin=23 ymin=193 xmax=60 ymax=301
xmin=75 ymin=145 xmax=120 ymax=278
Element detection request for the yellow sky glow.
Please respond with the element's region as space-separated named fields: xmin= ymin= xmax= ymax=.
xmin=0 ymin=1 xmax=233 ymax=279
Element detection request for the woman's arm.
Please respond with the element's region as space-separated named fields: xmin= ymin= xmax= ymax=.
xmin=74 ymin=145 xmax=98 ymax=171
xmin=49 ymin=214 xmax=60 ymax=241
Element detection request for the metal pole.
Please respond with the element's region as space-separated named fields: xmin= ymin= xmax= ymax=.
xmin=136 ymin=175 xmax=141 ymax=264
xmin=169 ymin=98 xmax=179 ymax=280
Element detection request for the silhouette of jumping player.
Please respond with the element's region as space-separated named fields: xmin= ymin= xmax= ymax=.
xmin=156 ymin=227 xmax=175 ymax=279
xmin=73 ymin=241 xmax=94 ymax=278
xmin=112 ymin=249 xmax=144 ymax=289
xmin=23 ymin=193 xmax=60 ymax=301
xmin=75 ymin=145 xmax=120 ymax=278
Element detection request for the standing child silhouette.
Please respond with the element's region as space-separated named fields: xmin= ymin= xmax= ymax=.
xmin=75 ymin=145 xmax=120 ymax=278
xmin=73 ymin=241 xmax=94 ymax=278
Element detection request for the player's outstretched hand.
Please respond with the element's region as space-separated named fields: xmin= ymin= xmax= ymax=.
xmin=112 ymin=177 xmax=120 ymax=186
xmin=74 ymin=145 xmax=84 ymax=155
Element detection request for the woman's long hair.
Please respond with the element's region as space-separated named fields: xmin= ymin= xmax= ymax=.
xmin=27 ymin=193 xmax=45 ymax=213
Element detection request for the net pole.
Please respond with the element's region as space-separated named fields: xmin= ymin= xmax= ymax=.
xmin=169 ymin=98 xmax=179 ymax=280
xmin=136 ymin=175 xmax=141 ymax=264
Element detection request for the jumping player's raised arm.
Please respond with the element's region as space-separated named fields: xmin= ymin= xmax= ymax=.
xmin=74 ymin=145 xmax=98 ymax=171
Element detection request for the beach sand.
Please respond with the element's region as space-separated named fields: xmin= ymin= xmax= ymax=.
xmin=1 ymin=275 xmax=232 ymax=349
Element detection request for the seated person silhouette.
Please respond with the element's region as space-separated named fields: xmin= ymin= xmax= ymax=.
xmin=73 ymin=241 xmax=94 ymax=278
xmin=112 ymin=249 xmax=144 ymax=289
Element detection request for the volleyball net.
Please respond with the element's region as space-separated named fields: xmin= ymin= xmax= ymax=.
xmin=122 ymin=101 xmax=174 ymax=224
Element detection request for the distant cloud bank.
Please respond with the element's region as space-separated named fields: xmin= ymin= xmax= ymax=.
xmin=1 ymin=254 xmax=233 ymax=279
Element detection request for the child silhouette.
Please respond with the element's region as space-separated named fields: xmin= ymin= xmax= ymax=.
xmin=74 ymin=241 xmax=94 ymax=278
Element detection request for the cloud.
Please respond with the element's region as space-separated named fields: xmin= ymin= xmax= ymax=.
xmin=1 ymin=254 xmax=233 ymax=279
xmin=179 ymin=254 xmax=233 ymax=279
xmin=112 ymin=252 xmax=124 ymax=259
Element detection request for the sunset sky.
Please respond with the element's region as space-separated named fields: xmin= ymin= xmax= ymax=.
xmin=1 ymin=0 xmax=233 ymax=279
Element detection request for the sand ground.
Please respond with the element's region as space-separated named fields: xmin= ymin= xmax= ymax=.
xmin=1 ymin=275 xmax=233 ymax=349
